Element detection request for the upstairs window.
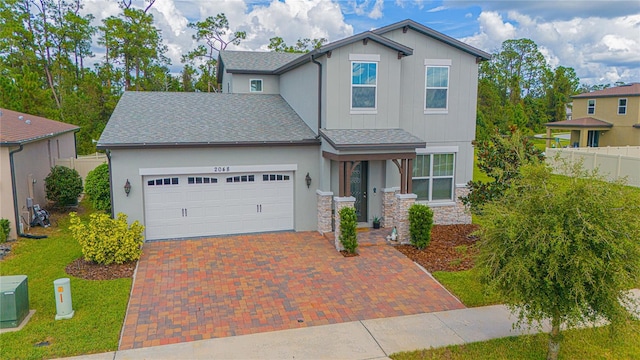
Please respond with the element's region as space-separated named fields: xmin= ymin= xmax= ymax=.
xmin=250 ymin=79 xmax=263 ymax=92
xmin=587 ymin=99 xmax=596 ymax=115
xmin=424 ymin=59 xmax=451 ymax=114
xmin=351 ymin=62 xmax=377 ymax=109
xmin=618 ymin=98 xmax=627 ymax=115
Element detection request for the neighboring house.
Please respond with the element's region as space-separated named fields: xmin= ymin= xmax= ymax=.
xmin=98 ymin=19 xmax=490 ymax=242
xmin=545 ymin=83 xmax=640 ymax=147
xmin=0 ymin=109 xmax=79 ymax=240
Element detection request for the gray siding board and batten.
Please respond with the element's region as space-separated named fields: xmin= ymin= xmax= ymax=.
xmin=280 ymin=61 xmax=319 ymax=134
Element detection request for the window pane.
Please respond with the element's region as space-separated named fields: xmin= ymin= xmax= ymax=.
xmin=432 ymin=178 xmax=453 ymax=200
xmin=433 ymin=154 xmax=454 ymax=176
xmin=426 ymin=89 xmax=447 ymax=109
xmin=412 ymin=179 xmax=429 ymax=201
xmin=352 ymin=63 xmax=376 ymax=85
xmin=426 ymin=67 xmax=448 ymax=87
xmin=412 ymin=155 xmax=430 ymax=177
xmin=352 ymin=87 xmax=376 ymax=108
xmin=250 ymin=80 xmax=262 ymax=92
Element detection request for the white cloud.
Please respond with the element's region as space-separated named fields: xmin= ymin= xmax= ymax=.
xmin=80 ymin=0 xmax=353 ymax=73
xmin=369 ymin=0 xmax=384 ymax=19
xmin=462 ymin=11 xmax=640 ymax=84
xmin=427 ymin=6 xmax=448 ymax=13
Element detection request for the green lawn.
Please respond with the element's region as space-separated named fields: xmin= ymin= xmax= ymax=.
xmin=0 ymin=205 xmax=131 ymax=360
xmin=391 ymin=320 xmax=640 ymax=360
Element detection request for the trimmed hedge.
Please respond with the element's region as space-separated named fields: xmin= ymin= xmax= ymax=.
xmin=408 ymin=203 xmax=434 ymax=250
xmin=339 ymin=206 xmax=358 ymax=254
xmin=85 ymin=163 xmax=111 ymax=212
xmin=69 ymin=212 xmax=144 ymax=265
xmin=45 ymin=166 xmax=83 ymax=206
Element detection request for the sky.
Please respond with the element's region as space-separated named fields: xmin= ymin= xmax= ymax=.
xmin=81 ymin=0 xmax=640 ymax=85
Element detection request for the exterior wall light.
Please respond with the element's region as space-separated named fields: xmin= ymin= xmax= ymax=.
xmin=305 ymin=173 xmax=312 ymax=189
xmin=124 ymin=179 xmax=131 ymax=196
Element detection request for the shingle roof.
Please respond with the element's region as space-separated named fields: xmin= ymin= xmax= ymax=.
xmin=97 ymin=92 xmax=319 ymax=148
xmin=220 ymin=51 xmax=304 ymax=73
xmin=0 ymin=108 xmax=79 ymax=145
xmin=573 ymin=83 xmax=640 ymax=98
xmin=545 ymin=117 xmax=613 ymax=128
xmin=320 ymin=128 xmax=425 ymax=151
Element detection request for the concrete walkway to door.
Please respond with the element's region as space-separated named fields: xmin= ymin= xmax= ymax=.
xmin=119 ymin=231 xmax=464 ymax=350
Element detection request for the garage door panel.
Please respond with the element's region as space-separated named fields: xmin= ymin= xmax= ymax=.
xmin=144 ymin=171 xmax=293 ymax=240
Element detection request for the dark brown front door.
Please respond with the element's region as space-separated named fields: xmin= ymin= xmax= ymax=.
xmin=350 ymin=161 xmax=368 ymax=222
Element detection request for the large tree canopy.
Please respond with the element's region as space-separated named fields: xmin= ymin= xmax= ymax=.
xmin=477 ymin=161 xmax=640 ymax=360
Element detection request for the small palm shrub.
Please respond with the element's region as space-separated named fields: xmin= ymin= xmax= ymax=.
xmin=0 ymin=219 xmax=10 ymax=243
xmin=85 ymin=163 xmax=111 ymax=212
xmin=69 ymin=212 xmax=144 ymax=265
xmin=408 ymin=203 xmax=434 ymax=250
xmin=45 ymin=166 xmax=83 ymax=206
xmin=339 ymin=206 xmax=358 ymax=254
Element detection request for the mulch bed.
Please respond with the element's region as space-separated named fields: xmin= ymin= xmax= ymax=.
xmin=66 ymin=258 xmax=136 ymax=281
xmin=395 ymin=224 xmax=480 ymax=272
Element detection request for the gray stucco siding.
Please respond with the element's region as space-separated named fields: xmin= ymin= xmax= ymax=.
xmin=230 ymin=74 xmax=280 ymax=94
xmin=109 ymin=145 xmax=320 ymax=239
xmin=323 ymin=41 xmax=402 ymax=130
xmin=280 ymin=61 xmax=319 ymax=134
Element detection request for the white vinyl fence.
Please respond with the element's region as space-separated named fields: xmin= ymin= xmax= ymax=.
xmin=546 ymin=146 xmax=640 ymax=187
xmin=55 ymin=152 xmax=107 ymax=180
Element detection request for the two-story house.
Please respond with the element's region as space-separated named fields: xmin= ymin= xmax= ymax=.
xmin=98 ymin=19 xmax=490 ymax=242
xmin=545 ymin=83 xmax=640 ymax=147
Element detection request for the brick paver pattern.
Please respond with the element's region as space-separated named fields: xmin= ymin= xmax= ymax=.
xmin=119 ymin=231 xmax=464 ymax=349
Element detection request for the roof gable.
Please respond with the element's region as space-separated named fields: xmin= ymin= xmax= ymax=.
xmin=98 ymin=92 xmax=318 ymax=148
xmin=372 ymin=19 xmax=491 ymax=60
xmin=0 ymin=108 xmax=79 ymax=145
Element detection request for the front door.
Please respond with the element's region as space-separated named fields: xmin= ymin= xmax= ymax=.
xmin=350 ymin=161 xmax=368 ymax=222
xmin=587 ymin=130 xmax=599 ymax=147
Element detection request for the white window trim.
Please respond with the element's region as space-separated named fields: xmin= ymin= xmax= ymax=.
xmin=250 ymin=79 xmax=263 ymax=93
xmin=412 ymin=152 xmax=456 ymax=203
xmin=350 ymin=60 xmax=378 ymax=113
xmin=587 ymin=99 xmax=596 ymax=115
xmin=618 ymin=98 xmax=627 ymax=115
xmin=424 ymin=59 xmax=451 ymax=115
xmin=349 ymin=54 xmax=380 ymax=62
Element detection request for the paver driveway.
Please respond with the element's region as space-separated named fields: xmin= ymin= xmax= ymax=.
xmin=119 ymin=231 xmax=464 ymax=350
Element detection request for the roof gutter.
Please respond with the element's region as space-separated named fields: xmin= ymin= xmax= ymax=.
xmin=96 ymin=139 xmax=322 ymax=150
xmin=311 ymin=54 xmax=322 ymax=135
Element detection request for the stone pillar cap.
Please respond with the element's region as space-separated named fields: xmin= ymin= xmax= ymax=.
xmin=334 ymin=196 xmax=356 ymax=202
xmin=316 ymin=189 xmax=334 ymax=196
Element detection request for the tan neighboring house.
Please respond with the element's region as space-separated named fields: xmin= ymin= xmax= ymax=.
xmin=545 ymin=83 xmax=640 ymax=147
xmin=0 ymin=109 xmax=79 ymax=240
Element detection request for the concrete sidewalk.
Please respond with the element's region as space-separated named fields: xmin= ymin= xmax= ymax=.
xmin=61 ymin=289 xmax=639 ymax=360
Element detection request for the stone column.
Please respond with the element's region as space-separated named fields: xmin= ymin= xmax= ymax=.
xmin=316 ymin=190 xmax=334 ymax=235
xmin=333 ymin=196 xmax=355 ymax=251
xmin=394 ymin=193 xmax=417 ymax=244
xmin=381 ymin=187 xmax=399 ymax=228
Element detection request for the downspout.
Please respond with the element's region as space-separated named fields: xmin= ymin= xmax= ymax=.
xmin=105 ymin=149 xmax=114 ymax=218
xmin=311 ymin=55 xmax=322 ymax=134
xmin=9 ymin=144 xmax=46 ymax=239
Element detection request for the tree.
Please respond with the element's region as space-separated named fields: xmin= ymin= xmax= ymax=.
xmin=268 ymin=36 xmax=327 ymax=53
xmin=546 ymin=66 xmax=580 ymax=122
xmin=460 ymin=126 xmax=543 ymax=210
xmin=476 ymin=161 xmax=640 ymax=360
xmin=182 ymin=13 xmax=246 ymax=92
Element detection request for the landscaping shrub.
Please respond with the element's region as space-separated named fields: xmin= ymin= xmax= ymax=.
xmin=409 ymin=203 xmax=434 ymax=250
xmin=339 ymin=206 xmax=358 ymax=254
xmin=85 ymin=163 xmax=111 ymax=212
xmin=45 ymin=165 xmax=83 ymax=206
xmin=0 ymin=219 xmax=10 ymax=243
xmin=69 ymin=212 xmax=144 ymax=265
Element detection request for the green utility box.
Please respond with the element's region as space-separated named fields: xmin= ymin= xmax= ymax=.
xmin=0 ymin=275 xmax=29 ymax=328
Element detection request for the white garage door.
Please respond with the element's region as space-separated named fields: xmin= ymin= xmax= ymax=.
xmin=143 ymin=172 xmax=293 ymax=240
